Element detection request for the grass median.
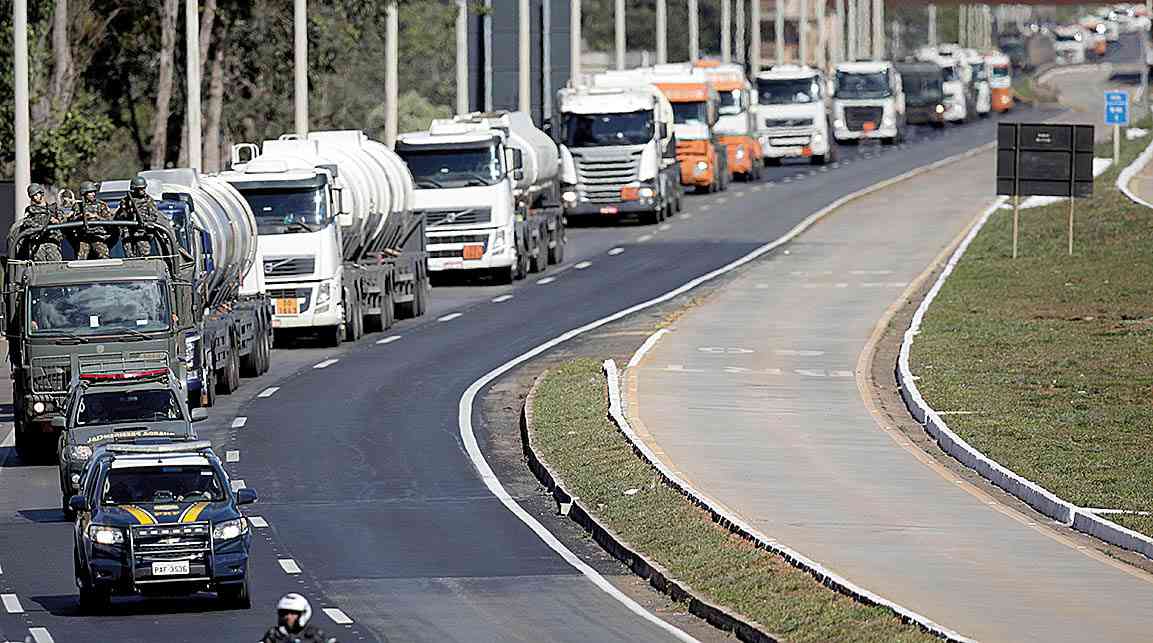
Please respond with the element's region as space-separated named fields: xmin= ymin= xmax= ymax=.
xmin=911 ymin=117 xmax=1153 ymax=537
xmin=531 ymin=359 xmax=936 ymax=643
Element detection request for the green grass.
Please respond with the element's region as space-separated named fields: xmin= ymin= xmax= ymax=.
xmin=1012 ymin=76 xmax=1058 ymax=104
xmin=531 ymin=359 xmax=937 ymax=643
xmin=911 ymin=117 xmax=1153 ymax=535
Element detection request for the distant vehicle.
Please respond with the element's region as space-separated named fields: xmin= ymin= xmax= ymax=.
xmin=915 ymin=46 xmax=973 ymax=124
xmin=695 ymin=61 xmax=765 ymax=179
xmin=754 ymin=65 xmax=837 ymax=165
xmin=648 ymin=63 xmax=733 ymax=193
xmin=1053 ymin=27 xmax=1087 ymax=65
xmin=961 ymin=49 xmax=992 ymax=117
xmin=896 ymin=63 xmax=947 ymax=127
xmin=999 ymin=38 xmax=1029 ymax=70
xmin=985 ymin=52 xmax=1014 ymax=112
xmin=831 ymin=61 xmax=906 ymax=145
xmin=70 ymin=441 xmax=256 ymax=612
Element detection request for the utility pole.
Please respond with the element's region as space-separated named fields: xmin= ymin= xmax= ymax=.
xmin=737 ymin=0 xmax=746 ymax=66
xmin=456 ymin=0 xmax=468 ymax=113
xmin=927 ymin=4 xmax=936 ymax=47
xmin=871 ymin=0 xmax=883 ymax=59
xmin=816 ymin=0 xmax=826 ymax=69
xmin=751 ymin=0 xmax=761 ymax=74
xmin=615 ymin=0 xmax=625 ymax=69
xmin=835 ymin=0 xmax=845 ymax=64
xmin=775 ymin=0 xmax=785 ymax=63
xmin=186 ymin=0 xmax=202 ymax=171
xmin=520 ymin=0 xmax=532 ymax=108
xmin=14 ymin=0 xmax=30 ymax=214
xmin=799 ymin=0 xmax=808 ymax=65
xmin=294 ymin=0 xmax=308 ymax=136
xmin=657 ymin=0 xmax=668 ymax=63
xmin=857 ymin=0 xmax=869 ymax=60
xmin=689 ymin=0 xmax=700 ymax=61
xmin=571 ymin=0 xmax=582 ymax=81
xmin=846 ymin=0 xmax=856 ymax=61
xmin=385 ymin=0 xmax=399 ymax=146
xmin=959 ymin=5 xmax=967 ymax=48
xmin=722 ymin=0 xmax=732 ymax=63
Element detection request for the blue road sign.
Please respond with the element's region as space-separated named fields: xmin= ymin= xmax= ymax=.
xmin=1105 ymin=91 xmax=1129 ymax=126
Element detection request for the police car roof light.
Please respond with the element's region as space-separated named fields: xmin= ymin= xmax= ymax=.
xmin=105 ymin=440 xmax=214 ymax=455
xmin=80 ymin=368 xmax=169 ymax=382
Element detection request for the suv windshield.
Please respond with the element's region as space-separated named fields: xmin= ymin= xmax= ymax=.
xmin=102 ymin=465 xmax=225 ymax=505
xmin=835 ymin=71 xmax=892 ymax=99
xmin=671 ymin=102 xmax=709 ymax=125
xmin=241 ymin=187 xmax=330 ymax=235
xmin=718 ymin=89 xmax=745 ymax=115
xmin=29 ymin=280 xmax=170 ymax=337
xmin=77 ymin=389 xmax=183 ymax=426
xmin=399 ymin=146 xmax=502 ymax=188
xmin=901 ymin=73 xmax=944 ymax=104
xmin=562 ymin=111 xmax=655 ymax=147
xmin=757 ymin=77 xmax=819 ymax=104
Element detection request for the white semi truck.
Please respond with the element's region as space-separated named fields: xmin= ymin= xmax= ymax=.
xmin=395 ymin=111 xmax=565 ymax=283
xmin=831 ymin=61 xmax=907 ymax=144
xmin=222 ymin=130 xmax=429 ymax=347
xmin=753 ymin=65 xmax=836 ymax=165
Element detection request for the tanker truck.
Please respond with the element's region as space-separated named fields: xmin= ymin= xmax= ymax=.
xmin=99 ymin=170 xmax=273 ymax=407
xmin=395 ymin=111 xmax=565 ymax=282
xmin=222 ymin=130 xmax=428 ymax=347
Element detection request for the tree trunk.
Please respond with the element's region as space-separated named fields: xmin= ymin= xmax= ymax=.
xmin=150 ymin=0 xmax=181 ymax=169
xmin=49 ymin=0 xmax=74 ymax=125
xmin=204 ymin=40 xmax=226 ymax=173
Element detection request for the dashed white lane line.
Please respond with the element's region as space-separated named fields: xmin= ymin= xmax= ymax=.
xmin=2 ymin=594 xmax=23 ymax=614
xmin=537 ymin=276 xmax=557 ymax=285
xmin=699 ymin=204 xmax=711 ymax=211
xmin=248 ymin=516 xmax=269 ymax=528
xmin=658 ymin=224 xmax=672 ymax=231
xmin=608 ymin=247 xmax=624 ymax=256
xmin=231 ymin=416 xmax=247 ymax=429
xmin=437 ymin=312 xmax=462 ymax=322
xmin=681 ymin=212 xmax=693 ymax=220
xmin=313 ymin=358 xmax=339 ymax=369
xmin=637 ymin=234 xmax=653 ymax=242
xmin=230 ymin=479 xmax=246 ymax=491
xmin=716 ymin=197 xmax=728 ymax=204
xmin=376 ymin=335 xmax=402 ymax=345
xmin=225 ymin=450 xmax=240 ymax=463
xmin=751 ymin=184 xmax=765 ymax=191
xmin=257 ymin=387 xmax=279 ymax=398
xmin=278 ymin=558 xmax=302 ymax=575
xmin=0 ymin=560 xmax=4 ymax=574
xmin=323 ymin=608 xmax=355 ymax=625
xmin=29 ymin=628 xmax=54 ymax=643
xmin=734 ymin=191 xmax=746 ymax=197
xmin=574 ymin=261 xmax=592 ymax=270
xmin=491 ymin=294 xmax=513 ymax=303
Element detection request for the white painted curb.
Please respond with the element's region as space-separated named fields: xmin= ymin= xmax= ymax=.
xmin=608 ymin=359 xmax=976 ymax=643
xmin=897 ymin=140 xmax=1153 ymax=561
xmin=1117 ymin=134 xmax=1153 ymax=207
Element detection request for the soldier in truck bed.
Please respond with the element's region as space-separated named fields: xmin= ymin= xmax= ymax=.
xmin=118 ymin=175 xmax=173 ymax=257
xmin=71 ymin=181 xmax=114 ymax=259
xmin=13 ymin=183 xmax=65 ymax=261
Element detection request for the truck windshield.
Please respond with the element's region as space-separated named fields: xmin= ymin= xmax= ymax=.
xmin=240 ymin=187 xmax=329 ymax=235
xmin=941 ymin=66 xmax=958 ymax=82
xmin=835 ymin=71 xmax=892 ymax=99
xmin=991 ymin=66 xmax=1010 ymax=79
xmin=901 ymin=73 xmax=944 ymax=104
xmin=77 ymin=389 xmax=183 ymax=426
xmin=757 ymin=77 xmax=818 ymax=104
xmin=671 ymin=102 xmax=709 ymax=125
xmin=399 ymin=146 xmax=502 ymax=188
xmin=562 ymin=111 xmax=654 ymax=147
xmin=29 ymin=280 xmax=171 ymax=337
xmin=969 ymin=62 xmax=986 ymax=79
xmin=102 ymin=465 xmax=225 ymax=505
xmin=718 ymin=90 xmax=745 ymax=115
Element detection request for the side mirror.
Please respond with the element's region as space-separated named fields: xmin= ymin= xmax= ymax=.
xmin=51 ymin=416 xmax=67 ymax=429
xmin=505 ymin=148 xmax=524 ymax=171
xmin=68 ymin=495 xmax=90 ymax=514
xmin=513 ymin=168 xmax=525 ymax=181
xmin=190 ymin=407 xmax=208 ymax=423
xmin=659 ymin=122 xmax=669 ymax=139
xmin=235 ymin=488 xmax=257 ymax=505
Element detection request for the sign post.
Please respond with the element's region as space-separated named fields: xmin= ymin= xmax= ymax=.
xmin=1105 ymin=90 xmax=1129 ymax=167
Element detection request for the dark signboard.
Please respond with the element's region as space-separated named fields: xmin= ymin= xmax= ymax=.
xmin=996 ymin=123 xmax=1094 ymax=198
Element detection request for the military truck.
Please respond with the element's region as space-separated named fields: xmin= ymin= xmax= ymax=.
xmin=4 ymin=217 xmax=196 ymax=460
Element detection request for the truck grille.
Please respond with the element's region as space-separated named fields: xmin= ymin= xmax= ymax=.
xmin=31 ymin=357 xmax=71 ymax=393
xmin=427 ymin=233 xmax=489 ymax=259
xmin=422 ymin=208 xmax=492 ymax=227
xmin=263 ymin=255 xmax=316 ymax=276
xmin=573 ymin=149 xmax=642 ymax=204
xmin=267 ymin=288 xmax=312 ymax=313
xmin=31 ymin=352 xmax=170 ymax=393
xmin=130 ymin=522 xmax=212 ymax=583
xmin=844 ymin=106 xmax=884 ymax=131
xmin=762 ymin=117 xmax=813 ymax=128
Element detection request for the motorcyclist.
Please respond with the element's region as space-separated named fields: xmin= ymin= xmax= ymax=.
xmin=260 ymin=593 xmax=337 ymax=643
xmin=70 ymin=181 xmax=114 ymax=259
xmin=13 ymin=183 xmax=65 ymax=261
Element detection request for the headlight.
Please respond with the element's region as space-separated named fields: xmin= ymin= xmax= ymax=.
xmin=882 ymin=115 xmax=895 ymax=127
xmin=212 ymin=517 xmax=249 ymax=541
xmin=315 ymin=282 xmax=331 ymax=306
xmin=492 ymin=227 xmax=507 ymax=252
xmin=561 ymin=190 xmax=578 ymax=203
xmin=834 ymin=118 xmax=845 ymax=129
xmin=638 ymin=187 xmax=655 ymax=199
xmin=935 ymin=104 xmax=945 ymax=114
xmin=694 ymin=161 xmax=709 ymax=173
xmin=88 ymin=525 xmax=124 ymax=545
xmin=735 ymin=146 xmax=746 ymax=160
xmin=33 ymin=401 xmax=45 ymax=414
xmin=812 ymin=131 xmax=824 ymax=143
xmin=68 ymin=445 xmax=93 ymax=461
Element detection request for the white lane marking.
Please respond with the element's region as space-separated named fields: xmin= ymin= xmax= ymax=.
xmin=734 ymin=191 xmax=746 ymax=197
xmin=1 ymin=594 xmax=22 ymax=614
xmin=323 ymin=608 xmax=354 ymax=625
xmin=278 ymin=559 xmax=302 ymax=575
xmin=851 ymin=269 xmax=894 ymax=275
xmin=248 ymin=516 xmax=269 ymax=528
xmin=775 ymin=349 xmax=825 ymax=356
xmin=627 ymin=329 xmax=669 ymax=369
xmin=230 ymin=479 xmax=246 ymax=491
xmin=457 ymin=140 xmax=993 ymax=643
xmin=681 ymin=212 xmax=694 ymax=220
xmin=0 ymin=560 xmax=4 ymax=574
xmin=637 ymin=234 xmax=653 ymax=242
xmin=437 ymin=313 xmax=462 ymax=322
xmin=313 ymin=358 xmax=339 ymax=369
xmin=716 ymin=197 xmax=728 ymax=204
xmin=658 ymin=224 xmax=672 ymax=231
xmin=574 ymin=261 xmax=592 ymax=270
xmin=376 ymin=335 xmax=402 ymax=345
xmin=536 ymin=276 xmax=556 ymax=285
xmin=491 ymin=294 xmax=514 ymax=303
xmin=29 ymin=628 xmax=54 ymax=643
xmin=608 ymin=247 xmax=624 ymax=256
xmin=225 ymin=450 xmax=240 ymax=463
xmin=257 ymin=387 xmax=280 ymax=398
xmin=231 ymin=416 xmax=247 ymax=429
xmin=754 ymin=283 xmax=769 ymax=289
xmin=699 ymin=204 xmax=711 ymax=211
xmin=751 ymin=184 xmax=765 ymax=191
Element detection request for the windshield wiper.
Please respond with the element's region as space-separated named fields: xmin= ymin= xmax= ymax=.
xmin=284 ymin=221 xmax=317 ymax=233
xmin=39 ymin=331 xmax=89 ymax=345
xmin=116 ymin=327 xmax=157 ymax=340
xmin=416 ymin=178 xmax=444 ymax=189
xmin=461 ymin=173 xmax=494 ymax=187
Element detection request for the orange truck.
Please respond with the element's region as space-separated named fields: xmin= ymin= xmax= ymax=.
xmin=648 ymin=64 xmax=732 ymax=193
xmin=695 ymin=61 xmax=764 ymax=181
xmin=985 ymin=51 xmax=1013 ymax=113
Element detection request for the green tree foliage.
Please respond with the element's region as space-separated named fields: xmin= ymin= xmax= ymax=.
xmin=30 ymin=95 xmax=116 ymax=186
xmin=580 ymin=0 xmax=723 ymax=61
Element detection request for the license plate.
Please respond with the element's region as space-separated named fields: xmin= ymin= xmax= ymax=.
xmin=275 ymin=298 xmax=300 ymax=315
xmin=152 ymin=560 xmax=189 ymax=576
xmin=462 ymin=244 xmax=484 ymax=260
xmin=863 ymin=121 xmax=877 ymax=132
xmin=600 ymin=206 xmax=618 ymax=214
xmin=801 ymin=147 xmax=813 ymax=157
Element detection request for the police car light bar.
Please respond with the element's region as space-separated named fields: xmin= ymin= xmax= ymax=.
xmin=80 ymin=369 xmax=169 ymax=381
xmin=105 ymin=440 xmax=213 ymax=454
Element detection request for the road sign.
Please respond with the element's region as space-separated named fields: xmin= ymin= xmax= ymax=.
xmin=1105 ymin=91 xmax=1130 ymax=126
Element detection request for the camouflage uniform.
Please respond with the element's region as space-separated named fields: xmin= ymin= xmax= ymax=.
xmin=71 ymin=185 xmax=114 ymax=259
xmin=17 ymin=185 xmax=64 ymax=261
xmin=119 ymin=193 xmax=164 ymax=257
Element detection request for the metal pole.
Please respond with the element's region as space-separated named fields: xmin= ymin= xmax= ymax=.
xmin=1012 ymin=195 xmax=1019 ymax=259
xmin=927 ymin=4 xmax=936 ymax=47
xmin=958 ymin=5 xmax=966 ymax=48
xmin=1115 ymin=123 xmax=1121 ymax=166
xmin=456 ymin=0 xmax=468 ymax=113
xmin=816 ymin=0 xmax=826 ymax=69
xmin=186 ymin=0 xmax=202 ymax=171
xmin=835 ymin=0 xmax=844 ymax=64
xmin=543 ymin=0 xmax=552 ymax=121
xmin=615 ymin=0 xmax=625 ymax=69
xmin=571 ymin=0 xmax=582 ymax=82
xmin=775 ymin=0 xmax=785 ymax=63
xmin=657 ymin=0 xmax=668 ymax=63
xmin=847 ymin=0 xmax=856 ymax=61
xmin=521 ymin=0 xmax=532 ymax=107
xmin=799 ymin=0 xmax=807 ymax=65
xmin=14 ymin=0 xmax=31 ymax=215
xmin=871 ymin=0 xmax=882 ymax=59
xmin=385 ymin=0 xmax=399 ymax=146
xmin=737 ymin=0 xmax=746 ymax=65
xmin=689 ymin=0 xmax=700 ymax=61
xmin=1068 ymin=197 xmax=1075 ymax=256
xmin=294 ymin=0 xmax=308 ymax=136
xmin=722 ymin=0 xmax=732 ymax=63
xmin=751 ymin=0 xmax=761 ymax=74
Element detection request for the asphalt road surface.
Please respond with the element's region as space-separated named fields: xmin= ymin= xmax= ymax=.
xmin=0 ymin=56 xmax=1104 ymax=642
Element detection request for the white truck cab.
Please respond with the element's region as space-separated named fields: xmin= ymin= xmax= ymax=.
xmin=1052 ymin=26 xmax=1087 ymax=65
xmin=961 ymin=49 xmax=992 ymax=117
xmin=753 ymin=65 xmax=835 ymax=165
xmin=831 ymin=61 xmax=905 ymax=144
xmin=916 ymin=46 xmax=973 ymax=123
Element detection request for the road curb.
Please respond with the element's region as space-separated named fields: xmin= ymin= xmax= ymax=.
xmin=521 ymin=370 xmax=781 ymax=643
xmin=896 ymin=138 xmax=1153 ymax=562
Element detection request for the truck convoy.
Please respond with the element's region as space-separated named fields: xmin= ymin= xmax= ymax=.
xmin=222 ymin=130 xmax=429 ymax=347
xmin=695 ymin=61 xmax=765 ymax=179
xmin=754 ymin=65 xmax=836 ymax=164
xmin=831 ymin=61 xmax=906 ymax=144
xmin=396 ymin=111 xmax=565 ymax=281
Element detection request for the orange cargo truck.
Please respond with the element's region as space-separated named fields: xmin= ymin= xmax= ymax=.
xmin=985 ymin=52 xmax=1013 ymax=113
xmin=695 ymin=61 xmax=763 ymax=181
xmin=649 ymin=64 xmax=731 ymax=193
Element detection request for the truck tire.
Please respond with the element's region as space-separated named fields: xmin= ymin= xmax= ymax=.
xmin=514 ymin=248 xmax=528 ymax=281
xmin=548 ymin=227 xmax=565 ymax=264
xmin=323 ymin=324 xmax=342 ymax=348
xmin=239 ymin=323 xmax=264 ymax=377
xmin=529 ymin=223 xmax=548 ymax=273
xmin=344 ymin=293 xmax=363 ymax=341
xmin=216 ymin=337 xmax=241 ymax=395
xmin=203 ymin=368 xmax=217 ymax=407
xmin=383 ymin=287 xmax=395 ymax=330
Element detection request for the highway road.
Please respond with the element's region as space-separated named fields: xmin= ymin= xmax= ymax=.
xmin=0 ymin=66 xmax=1082 ymax=642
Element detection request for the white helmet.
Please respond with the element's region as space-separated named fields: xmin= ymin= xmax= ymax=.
xmin=277 ymin=593 xmax=312 ymax=628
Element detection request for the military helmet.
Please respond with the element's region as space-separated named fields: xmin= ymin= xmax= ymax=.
xmin=129 ymin=175 xmax=147 ymax=192
xmin=27 ymin=183 xmax=45 ymax=198
xmin=80 ymin=181 xmax=99 ymax=195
